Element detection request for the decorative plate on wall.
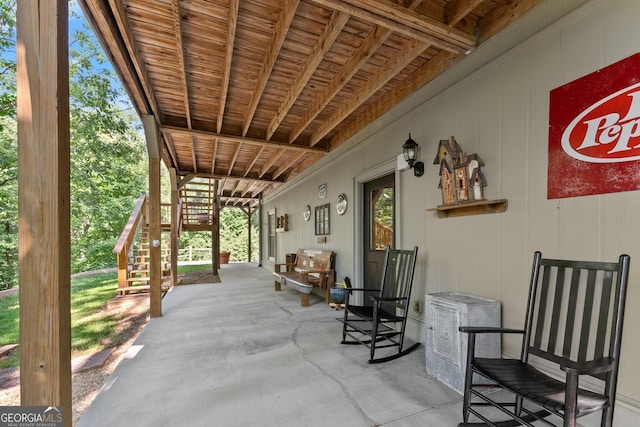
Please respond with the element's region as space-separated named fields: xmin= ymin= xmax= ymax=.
xmin=303 ymin=205 xmax=311 ymax=221
xmin=318 ymin=183 xmax=327 ymax=199
xmin=336 ymin=193 xmax=347 ymax=215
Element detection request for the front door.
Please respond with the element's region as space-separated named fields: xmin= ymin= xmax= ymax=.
xmin=363 ymin=173 xmax=395 ymax=294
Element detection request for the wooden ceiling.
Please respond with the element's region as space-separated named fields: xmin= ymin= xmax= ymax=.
xmin=79 ymin=0 xmax=544 ymax=207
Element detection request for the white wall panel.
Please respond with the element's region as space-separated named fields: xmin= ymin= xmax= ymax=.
xmin=262 ymin=0 xmax=640 ymax=411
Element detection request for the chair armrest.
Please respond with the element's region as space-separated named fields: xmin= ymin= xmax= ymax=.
xmin=458 ymin=326 xmax=525 ymax=335
xmin=301 ymin=269 xmax=332 ymax=275
xmin=274 ymin=262 xmax=296 ymax=273
xmin=345 ymin=287 xmax=378 ymax=294
xmin=560 ymin=357 xmax=614 ymax=375
xmin=371 ymin=296 xmax=407 ymax=302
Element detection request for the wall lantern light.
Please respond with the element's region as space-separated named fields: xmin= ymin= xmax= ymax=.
xmin=402 ymin=134 xmax=424 ymax=177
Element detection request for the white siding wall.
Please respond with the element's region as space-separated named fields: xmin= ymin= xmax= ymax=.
xmin=262 ymin=0 xmax=640 ymax=417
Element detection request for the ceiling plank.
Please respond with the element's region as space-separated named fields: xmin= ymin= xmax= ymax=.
xmin=266 ymin=10 xmax=349 ymax=140
xmin=272 ymin=151 xmax=305 ymax=179
xmin=329 ymin=50 xmax=459 ymax=151
xmin=289 ymin=0 xmax=423 ymax=143
xmin=107 ymin=0 xmax=160 ymax=117
xmin=241 ymin=0 xmax=300 ymax=136
xmin=79 ymin=0 xmax=150 ymax=115
xmin=217 ymin=0 xmax=239 ymax=133
xmin=310 ymin=37 xmax=428 ymax=146
xmin=289 ymin=24 xmax=390 ymax=143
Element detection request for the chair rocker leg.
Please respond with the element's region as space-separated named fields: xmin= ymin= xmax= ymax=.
xmin=368 ymin=342 xmax=421 ymax=364
xmin=457 ymin=409 xmax=551 ymax=427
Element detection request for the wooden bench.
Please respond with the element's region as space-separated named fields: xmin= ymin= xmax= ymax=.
xmin=459 ymin=251 xmax=631 ymax=427
xmin=273 ymin=249 xmax=335 ymax=307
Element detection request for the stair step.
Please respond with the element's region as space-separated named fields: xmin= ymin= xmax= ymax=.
xmin=127 ymin=277 xmax=150 ymax=283
xmin=117 ymin=282 xmax=171 ymax=296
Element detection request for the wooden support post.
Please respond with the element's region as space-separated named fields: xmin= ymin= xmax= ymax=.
xmin=244 ymin=207 xmax=253 ymax=262
xmin=169 ymin=168 xmax=179 ymax=287
xmin=117 ymin=249 xmax=128 ymax=289
xmin=258 ymin=203 xmax=263 ymax=267
xmin=17 ymin=0 xmax=72 ymax=423
xmin=142 ymin=115 xmax=162 ymax=318
xmin=212 ymin=180 xmax=220 ymax=275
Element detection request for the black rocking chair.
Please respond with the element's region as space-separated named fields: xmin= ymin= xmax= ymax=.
xmin=459 ymin=251 xmax=631 ymax=427
xmin=340 ymin=246 xmax=421 ymax=363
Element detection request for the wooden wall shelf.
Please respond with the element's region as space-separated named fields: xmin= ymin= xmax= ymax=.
xmin=428 ymin=199 xmax=508 ymax=218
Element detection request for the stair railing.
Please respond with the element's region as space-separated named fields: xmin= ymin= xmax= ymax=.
xmin=113 ymin=194 xmax=148 ymax=289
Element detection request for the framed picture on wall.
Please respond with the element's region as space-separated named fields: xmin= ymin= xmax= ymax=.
xmin=315 ymin=204 xmax=330 ymax=235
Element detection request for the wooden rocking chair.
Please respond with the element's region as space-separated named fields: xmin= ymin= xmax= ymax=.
xmin=339 ymin=246 xmax=421 ymax=363
xmin=459 ymin=251 xmax=631 ymax=427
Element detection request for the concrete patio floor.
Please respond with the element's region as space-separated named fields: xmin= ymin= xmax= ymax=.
xmin=78 ymin=262 xmax=464 ymax=427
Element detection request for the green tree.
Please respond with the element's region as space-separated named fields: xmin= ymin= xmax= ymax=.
xmin=68 ymin=7 xmax=147 ymax=272
xmin=0 ymin=118 xmax=17 ymax=289
xmin=0 ymin=0 xmax=17 ymax=290
xmin=0 ymin=1 xmax=147 ymax=285
xmin=220 ymin=207 xmax=259 ymax=262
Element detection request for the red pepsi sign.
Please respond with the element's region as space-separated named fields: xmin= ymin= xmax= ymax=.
xmin=548 ymin=53 xmax=640 ymax=199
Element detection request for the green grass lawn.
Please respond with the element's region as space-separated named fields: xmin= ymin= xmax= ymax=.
xmin=0 ymin=262 xmax=211 ymax=369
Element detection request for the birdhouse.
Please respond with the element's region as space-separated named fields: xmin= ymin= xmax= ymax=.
xmin=433 ymin=136 xmax=486 ymax=206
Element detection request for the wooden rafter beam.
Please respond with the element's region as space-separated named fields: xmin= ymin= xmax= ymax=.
xmin=272 ymin=151 xmax=305 ymax=179
xmin=210 ymin=137 xmax=218 ymax=175
xmin=241 ymin=182 xmax=255 ymax=198
xmin=160 ymin=125 xmax=326 ymax=154
xmin=107 ymin=0 xmax=160 ymax=117
xmin=242 ymin=0 xmax=300 ymax=136
xmin=326 ymin=1 xmax=544 ymax=151
xmin=78 ymin=0 xmax=151 ymax=115
xmin=290 ymin=24 xmax=391 ymax=142
xmin=311 ymin=37 xmax=427 ymax=146
xmin=330 ymin=50 xmax=459 ymax=150
xmin=227 ymin=143 xmax=242 ymax=175
xmin=191 ymin=135 xmax=198 ymax=173
xmin=178 ymin=171 xmax=283 ymax=184
xmin=217 ymin=0 xmax=239 ymax=133
xmin=310 ymin=0 xmax=475 ymax=53
xmin=245 ymin=146 xmax=264 ymax=176
xmin=445 ymin=0 xmax=484 ymax=26
xmin=171 ymin=0 xmax=192 ymax=129
xmin=289 ymin=0 xmax=422 ymax=143
xmin=177 ymin=174 xmax=196 ymax=190
xmin=230 ymin=180 xmax=240 ymax=197
xmin=259 ymin=148 xmax=285 ymax=178
xmin=266 ymin=10 xmax=349 ymax=140
xmin=476 ymin=0 xmax=546 ymax=43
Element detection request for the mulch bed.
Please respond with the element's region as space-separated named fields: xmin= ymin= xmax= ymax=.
xmin=177 ymin=269 xmax=221 ymax=285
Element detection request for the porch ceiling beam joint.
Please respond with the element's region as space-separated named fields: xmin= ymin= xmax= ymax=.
xmin=160 ymin=125 xmax=326 ymax=154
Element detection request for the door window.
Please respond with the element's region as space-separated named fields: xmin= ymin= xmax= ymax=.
xmin=370 ymin=185 xmax=394 ymax=250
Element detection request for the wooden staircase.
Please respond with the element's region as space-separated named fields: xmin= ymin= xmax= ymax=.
xmin=118 ymin=225 xmax=171 ymax=296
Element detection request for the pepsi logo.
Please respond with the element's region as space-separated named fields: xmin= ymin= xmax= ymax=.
xmin=561 ymin=82 xmax=640 ymax=163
